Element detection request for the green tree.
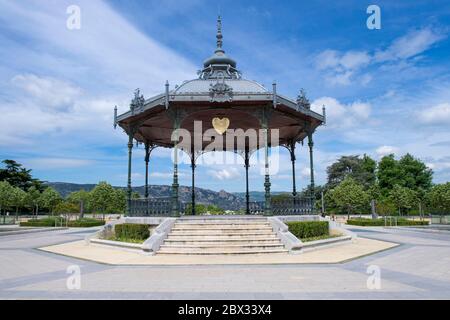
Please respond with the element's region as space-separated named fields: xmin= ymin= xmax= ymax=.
xmin=398 ymin=154 xmax=433 ymax=191
xmin=67 ymin=189 xmax=91 ymax=217
xmin=427 ymin=183 xmax=450 ymax=214
xmin=0 ymin=181 xmax=14 ymax=222
xmin=206 ymin=204 xmax=225 ymax=215
xmin=389 ymin=185 xmax=417 ymax=216
xmin=54 ymin=201 xmax=79 ymax=215
xmin=10 ymin=187 xmax=27 ymax=219
xmin=377 ymin=154 xmax=402 ymax=193
xmin=89 ymin=182 xmax=116 ymax=219
xmin=25 ymin=186 xmax=41 ymax=216
xmin=378 ymin=154 xmax=433 ymax=194
xmin=329 ymin=177 xmax=369 ymax=219
xmin=185 ymin=203 xmax=208 ymax=215
xmin=326 ymin=155 xmax=376 ymax=189
xmin=111 ymin=189 xmax=127 ymax=214
xmin=0 ymin=160 xmax=43 ymax=191
xmin=39 ymin=187 xmax=62 ymax=215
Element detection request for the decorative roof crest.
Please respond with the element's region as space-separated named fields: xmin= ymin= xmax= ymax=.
xmin=297 ymin=88 xmax=310 ymax=110
xmin=130 ymin=88 xmax=145 ymax=114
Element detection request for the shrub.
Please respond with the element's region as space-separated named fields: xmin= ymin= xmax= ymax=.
xmin=20 ymin=217 xmax=64 ymax=227
xmin=347 ymin=218 xmax=428 ymax=226
xmin=20 ymin=217 xmax=105 ymax=227
xmin=286 ymin=221 xmax=329 ymax=239
xmin=68 ymin=218 xmax=105 ymax=227
xmin=115 ymin=223 xmax=150 ymax=241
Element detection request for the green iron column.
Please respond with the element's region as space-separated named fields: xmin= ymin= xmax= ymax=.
xmin=244 ymin=148 xmax=250 ymax=215
xmin=308 ymin=133 xmax=315 ymax=214
xmin=171 ymin=113 xmax=180 ymax=216
xmin=126 ymin=131 xmax=134 ymax=216
xmin=144 ymin=143 xmax=150 ymax=198
xmin=191 ymin=156 xmax=196 ymax=216
xmin=289 ymin=141 xmax=297 ymax=197
xmin=262 ymin=110 xmax=272 ymax=216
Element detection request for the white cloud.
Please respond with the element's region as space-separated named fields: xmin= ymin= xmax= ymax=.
xmin=11 ymin=74 xmax=81 ymax=110
xmin=316 ymin=28 xmax=446 ymax=86
xmin=24 ymin=157 xmax=94 ymax=169
xmin=316 ymin=50 xmax=370 ymax=86
xmin=311 ymin=97 xmax=371 ymax=129
xmin=375 ymin=28 xmax=446 ymax=62
xmin=207 ymin=167 xmax=241 ymax=180
xmin=300 ymin=167 xmax=311 ymax=179
xmin=417 ymin=103 xmax=450 ymax=125
xmin=376 ymin=146 xmax=399 ymax=157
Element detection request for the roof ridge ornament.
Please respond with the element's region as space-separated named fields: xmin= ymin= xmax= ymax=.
xmin=130 ymin=88 xmax=145 ymax=115
xmin=199 ymin=16 xmax=241 ymax=80
xmin=297 ymin=88 xmax=310 ymax=110
xmin=216 ymin=15 xmax=223 ymax=52
xmin=209 ymin=77 xmax=233 ymax=103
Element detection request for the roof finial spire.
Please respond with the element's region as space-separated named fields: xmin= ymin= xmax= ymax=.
xmin=216 ymin=15 xmax=223 ymax=51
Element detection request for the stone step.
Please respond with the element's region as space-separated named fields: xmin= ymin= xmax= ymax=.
xmin=157 ymin=248 xmax=289 ymax=255
xmin=175 ymin=220 xmax=270 ymax=226
xmin=166 ymin=235 xmax=279 ymax=241
xmin=160 ymin=243 xmax=285 ymax=249
xmin=164 ymin=239 xmax=282 ymax=245
xmin=171 ymin=226 xmax=273 ymax=231
xmin=169 ymin=231 xmax=275 ymax=237
xmin=175 ymin=220 xmax=269 ymax=224
xmin=173 ymin=223 xmax=271 ymax=228
xmin=157 ymin=217 xmax=287 ymax=255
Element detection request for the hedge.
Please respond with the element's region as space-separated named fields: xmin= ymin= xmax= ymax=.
xmin=68 ymin=218 xmax=105 ymax=227
xmin=286 ymin=221 xmax=329 ymax=239
xmin=20 ymin=217 xmax=105 ymax=228
xmin=347 ymin=218 xmax=429 ymax=226
xmin=115 ymin=223 xmax=150 ymax=241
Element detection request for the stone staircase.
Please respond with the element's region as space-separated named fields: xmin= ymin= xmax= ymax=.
xmin=157 ymin=217 xmax=288 ymax=255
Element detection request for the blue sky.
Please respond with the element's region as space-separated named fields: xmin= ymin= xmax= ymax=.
xmin=0 ymin=0 xmax=450 ymax=192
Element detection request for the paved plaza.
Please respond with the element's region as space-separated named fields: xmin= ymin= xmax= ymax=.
xmin=1 ymin=226 xmax=450 ymax=299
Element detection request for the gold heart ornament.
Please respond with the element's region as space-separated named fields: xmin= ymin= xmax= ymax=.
xmin=212 ymin=117 xmax=230 ymax=135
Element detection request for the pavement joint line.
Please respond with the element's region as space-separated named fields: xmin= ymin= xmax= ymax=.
xmin=36 ymin=237 xmax=400 ymax=267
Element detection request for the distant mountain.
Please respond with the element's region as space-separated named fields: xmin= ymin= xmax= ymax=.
xmin=232 ymin=191 xmax=289 ymax=202
xmin=46 ymin=182 xmax=246 ymax=210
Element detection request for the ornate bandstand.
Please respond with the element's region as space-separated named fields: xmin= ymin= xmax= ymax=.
xmin=114 ymin=17 xmax=325 ymax=217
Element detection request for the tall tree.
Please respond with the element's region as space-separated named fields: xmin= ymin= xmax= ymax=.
xmin=326 ymin=155 xmax=376 ymax=189
xmin=25 ymin=186 xmax=41 ymax=216
xmin=89 ymin=182 xmax=116 ymax=219
xmin=329 ymin=177 xmax=369 ymax=219
xmin=398 ymin=154 xmax=433 ymax=191
xmin=10 ymin=187 xmax=27 ymax=219
xmin=0 ymin=181 xmax=13 ymax=219
xmin=377 ymin=154 xmax=403 ymax=194
xmin=39 ymin=187 xmax=62 ymax=215
xmin=0 ymin=160 xmax=43 ymax=191
xmin=389 ymin=184 xmax=417 ymax=216
xmin=427 ymin=183 xmax=450 ymax=214
xmin=67 ymin=190 xmax=91 ymax=217
xmin=378 ymin=154 xmax=433 ymax=194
